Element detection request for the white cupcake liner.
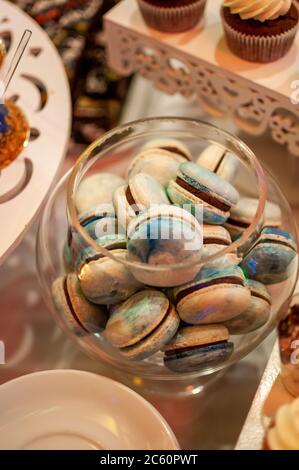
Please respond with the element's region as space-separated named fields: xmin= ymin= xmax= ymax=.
xmin=221 ymin=7 xmax=299 ymax=63
xmin=137 ymin=0 xmax=207 ymax=33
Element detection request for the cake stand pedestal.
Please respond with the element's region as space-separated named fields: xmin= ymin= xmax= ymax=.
xmin=0 ymin=0 xmax=71 ymax=264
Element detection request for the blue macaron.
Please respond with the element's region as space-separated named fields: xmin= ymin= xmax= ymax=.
xmin=105 ymin=289 xmax=180 ymax=360
xmin=173 ymin=265 xmax=251 ymax=325
xmin=163 ymin=324 xmax=233 ymax=373
xmin=127 ymin=204 xmax=203 ymax=287
xmin=224 ymin=279 xmax=271 ymax=334
xmin=167 ymin=161 xmax=239 ymax=224
xmin=78 ymin=206 xmax=117 ymax=240
xmin=240 ymin=227 xmax=297 ymax=285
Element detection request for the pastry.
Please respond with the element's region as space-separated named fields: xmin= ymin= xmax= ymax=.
xmin=127 ymin=204 xmax=203 ymax=287
xmin=75 ymin=172 xmax=125 ymax=214
xmin=113 ymin=172 xmax=169 ymax=230
xmin=240 ymin=227 xmax=297 ymax=284
xmin=197 ymin=144 xmax=239 ymax=182
xmin=137 ymin=0 xmax=207 ymax=33
xmin=78 ymin=234 xmax=142 ymax=304
xmin=224 ymin=279 xmax=271 ymax=334
xmin=0 ymin=100 xmax=30 ymax=170
xmin=163 ymin=324 xmax=234 ymax=372
xmin=173 ymin=265 xmax=251 ymax=324
xmin=52 ymin=273 xmax=108 ymax=336
xmin=105 ymin=289 xmax=180 ymax=360
xmin=167 ymin=161 xmax=239 ymax=224
xmin=221 ymin=0 xmax=299 ymax=62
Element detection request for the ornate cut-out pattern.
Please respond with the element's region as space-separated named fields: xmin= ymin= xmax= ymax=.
xmin=105 ymin=22 xmax=299 ymax=156
xmin=0 ymin=19 xmax=45 ymax=203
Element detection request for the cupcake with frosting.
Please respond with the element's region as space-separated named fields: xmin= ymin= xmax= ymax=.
xmin=221 ymin=0 xmax=299 ymax=62
xmin=137 ymin=0 xmax=207 ymax=33
xmin=265 ymin=398 xmax=299 ymax=450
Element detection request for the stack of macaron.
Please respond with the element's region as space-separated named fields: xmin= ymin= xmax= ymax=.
xmin=52 ymin=138 xmax=297 ymax=374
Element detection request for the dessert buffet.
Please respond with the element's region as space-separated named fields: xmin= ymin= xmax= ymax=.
xmin=0 ymin=0 xmax=299 ymax=452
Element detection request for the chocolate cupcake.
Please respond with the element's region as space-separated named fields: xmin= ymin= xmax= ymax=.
xmin=137 ymin=0 xmax=207 ymax=33
xmin=221 ymin=0 xmax=299 ymax=63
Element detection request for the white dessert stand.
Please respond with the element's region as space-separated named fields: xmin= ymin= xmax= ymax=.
xmin=0 ymin=0 xmax=71 ymax=264
xmin=104 ymin=0 xmax=299 ymax=156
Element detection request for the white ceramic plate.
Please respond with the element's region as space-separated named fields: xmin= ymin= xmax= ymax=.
xmin=0 ymin=370 xmax=179 ymax=450
xmin=0 ymin=0 xmax=71 ymax=264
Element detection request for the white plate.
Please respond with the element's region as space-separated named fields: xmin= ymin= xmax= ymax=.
xmin=0 ymin=0 xmax=71 ymax=264
xmin=0 ymin=370 xmax=179 ymax=450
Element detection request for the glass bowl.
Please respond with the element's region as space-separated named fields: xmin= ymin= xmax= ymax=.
xmin=36 ymin=117 xmax=298 ymax=387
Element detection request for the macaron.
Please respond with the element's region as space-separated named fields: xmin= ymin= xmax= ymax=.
xmin=113 ymin=173 xmax=169 ymax=230
xmin=75 ymin=172 xmax=125 ymax=214
xmin=127 ymin=204 xmax=203 ymax=287
xmin=163 ymin=325 xmax=234 ymax=373
xmin=240 ymin=227 xmax=297 ymax=285
xmin=78 ymin=205 xmax=117 ymax=240
xmin=142 ymin=139 xmax=192 ymax=160
xmin=105 ymin=290 xmax=180 ymax=361
xmin=173 ymin=265 xmax=251 ymax=324
xmin=224 ymin=279 xmax=271 ymax=334
xmin=78 ymin=234 xmax=142 ymax=304
xmin=202 ymin=224 xmax=241 ymax=268
xmin=127 ymin=146 xmax=190 ymax=187
xmin=167 ymin=161 xmax=239 ymax=224
xmin=197 ymin=144 xmax=239 ymax=182
xmin=52 ymin=273 xmax=108 ymax=336
xmin=225 ymin=197 xmax=282 ymax=241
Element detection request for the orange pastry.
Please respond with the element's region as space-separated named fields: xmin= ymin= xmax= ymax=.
xmin=0 ymin=99 xmax=30 ymax=169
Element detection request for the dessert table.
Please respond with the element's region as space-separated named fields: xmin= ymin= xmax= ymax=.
xmin=1 ymin=75 xmax=297 ymax=450
xmin=0 ymin=0 xmax=299 ymax=446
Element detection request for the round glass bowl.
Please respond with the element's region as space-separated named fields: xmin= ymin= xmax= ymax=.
xmin=37 ymin=118 xmax=298 ymax=385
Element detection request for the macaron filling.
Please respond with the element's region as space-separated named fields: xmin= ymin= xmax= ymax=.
xmin=164 ymin=340 xmax=228 ymax=357
xmin=251 ymin=290 xmax=271 ymax=304
xmin=226 ymin=217 xmax=249 ymax=229
xmin=78 ymin=244 xmax=126 ymax=269
xmin=175 ymin=176 xmax=231 ymax=212
xmin=213 ymin=152 xmax=227 ymax=173
xmin=119 ymin=303 xmax=173 ymax=354
xmin=256 ymin=238 xmax=296 ymax=250
xmin=161 ymin=146 xmax=190 ymax=159
xmin=63 ymin=277 xmax=89 ymax=334
xmin=203 ymin=236 xmax=230 ymax=246
xmin=125 ymin=186 xmax=142 ymax=215
xmin=80 ymin=213 xmax=114 ymax=228
xmin=176 ymin=276 xmax=244 ymax=304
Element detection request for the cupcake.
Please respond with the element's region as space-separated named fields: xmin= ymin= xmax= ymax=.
xmin=265 ymin=398 xmax=299 ymax=449
xmin=221 ymin=0 xmax=299 ymax=62
xmin=137 ymin=0 xmax=207 ymax=33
